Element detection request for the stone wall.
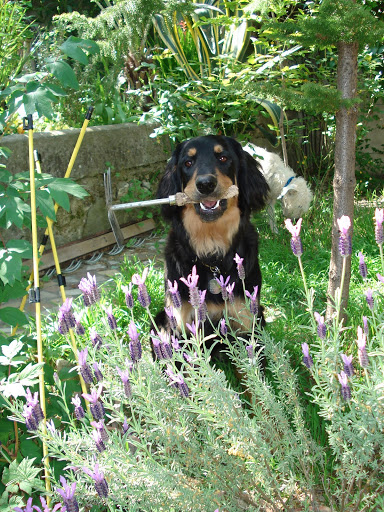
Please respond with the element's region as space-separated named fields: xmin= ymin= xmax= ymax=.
xmin=1 ymin=123 xmax=171 ymax=246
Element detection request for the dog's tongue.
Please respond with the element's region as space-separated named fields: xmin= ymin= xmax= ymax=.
xmin=202 ymin=200 xmax=218 ymax=209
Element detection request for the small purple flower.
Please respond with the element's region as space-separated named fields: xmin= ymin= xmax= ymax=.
xmin=75 ymin=316 xmax=86 ymax=336
xmin=356 ymin=326 xmax=369 ymax=368
xmin=341 ymin=353 xmax=354 ymax=377
xmin=78 ymin=273 xmax=100 ymax=307
xmin=56 ymin=475 xmax=79 ymax=512
xmin=106 ymin=305 xmax=118 ymax=330
xmin=90 ymin=419 xmax=109 ymax=443
xmin=246 ymin=345 xmax=255 ymax=360
xmin=198 ymin=289 xmax=207 ymax=323
xmin=377 ymin=273 xmax=384 ymax=283
xmin=180 ymin=266 xmax=200 ymax=308
xmin=363 ymin=316 xmax=369 ymax=336
xmin=234 ymin=253 xmax=245 ymax=280
xmin=337 ymin=371 xmax=351 ymax=401
xmin=364 ymin=288 xmax=374 ymax=310
xmin=219 ymin=318 xmax=227 ymax=336
xmin=121 ymin=283 xmax=134 ymax=309
xmin=132 ymin=268 xmax=151 ymax=308
xmin=83 ymin=384 xmax=104 ymax=421
xmin=83 ymin=463 xmax=109 ymax=499
xmin=171 ymin=335 xmax=181 ymax=351
xmin=14 ymin=497 xmax=34 ymax=512
xmin=216 ymin=275 xmax=230 ymax=301
xmin=314 ymin=312 xmax=327 ymax=339
xmin=166 ymin=368 xmax=189 ymax=398
xmin=226 ymin=282 xmax=235 ymax=304
xmin=71 ymin=395 xmax=85 ymax=420
xmin=151 ymin=331 xmax=173 ymax=360
xmin=374 ymin=208 xmax=383 ymax=245
xmin=285 ymin=218 xmax=303 ymax=257
xmin=25 ymin=388 xmax=44 ymax=423
xmin=245 ymin=286 xmax=259 ymax=316
xmin=90 ymin=327 xmax=103 ymax=349
xmin=78 ymin=348 xmax=93 ymax=385
xmin=168 ymin=280 xmax=182 ymax=309
xmin=165 ymin=306 xmax=178 ymax=331
xmin=301 ymin=343 xmax=314 ymax=369
xmin=58 ymin=298 xmax=76 ymax=334
xmin=337 ymin=216 xmax=352 ymax=257
xmin=93 ymin=362 xmax=103 ymax=382
xmin=183 ymin=352 xmax=193 ymax=364
xmin=358 ymin=252 xmax=368 ymax=279
xmin=91 ymin=429 xmax=106 ymax=453
xmin=186 ymin=320 xmax=199 ymax=336
xmin=122 ymin=417 xmax=130 ymax=434
xmin=117 ymin=367 xmax=132 ymax=399
xmin=22 ymin=406 xmax=39 ymax=431
xmin=128 ymin=321 xmax=142 ymax=362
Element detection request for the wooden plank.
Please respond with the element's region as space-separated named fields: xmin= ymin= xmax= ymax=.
xmin=26 ymin=219 xmax=156 ymax=272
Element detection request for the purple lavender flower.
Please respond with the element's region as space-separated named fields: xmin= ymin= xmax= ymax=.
xmin=285 ymin=218 xmax=303 ymax=257
xmin=151 ymin=331 xmax=173 ymax=360
xmin=356 ymin=326 xmax=369 ymax=368
xmin=216 ymin=275 xmax=230 ymax=301
xmin=83 ymin=464 xmax=109 ymax=499
xmin=83 ymin=384 xmax=104 ymax=421
xmin=78 ymin=273 xmax=100 ymax=307
xmin=186 ymin=320 xmax=199 ymax=336
xmin=14 ymin=497 xmax=34 ymax=512
xmin=219 ymin=318 xmax=227 ymax=336
xmin=121 ymin=283 xmax=134 ymax=309
xmin=198 ymin=289 xmax=207 ymax=323
xmin=91 ymin=419 xmax=109 ymax=443
xmin=58 ymin=298 xmax=76 ymax=334
xmin=25 ymin=388 xmax=44 ymax=423
xmin=246 ymin=345 xmax=255 ymax=360
xmin=132 ymin=268 xmax=151 ymax=308
xmin=165 ymin=306 xmax=178 ymax=331
xmin=314 ymin=312 xmax=327 ymax=339
xmin=56 ymin=476 xmax=79 ymax=512
xmin=358 ymin=252 xmax=368 ymax=279
xmin=377 ymin=273 xmax=384 ymax=283
xmin=93 ymin=362 xmax=103 ymax=382
xmin=363 ymin=315 xmax=369 ymax=336
xmin=234 ymin=253 xmax=245 ymax=280
xmin=183 ymin=352 xmax=193 ymax=364
xmin=22 ymin=406 xmax=39 ymax=431
xmin=374 ymin=208 xmax=383 ymax=246
xmin=117 ymin=367 xmax=132 ymax=399
xmin=91 ymin=429 xmax=106 ymax=453
xmin=301 ymin=343 xmax=314 ymax=369
xmin=166 ymin=369 xmax=189 ymax=398
xmin=226 ymin=282 xmax=235 ymax=304
xmin=78 ymin=348 xmax=93 ymax=384
xmin=128 ymin=321 xmax=142 ymax=363
xmin=245 ymin=286 xmax=259 ymax=316
xmin=71 ymin=395 xmax=85 ymax=420
xmin=89 ymin=327 xmax=103 ymax=349
xmin=75 ymin=316 xmax=86 ymax=336
xmin=122 ymin=417 xmax=130 ymax=434
xmin=337 ymin=371 xmax=351 ymax=401
xmin=180 ymin=266 xmax=200 ymax=308
xmin=168 ymin=280 xmax=182 ymax=309
xmin=341 ymin=353 xmax=354 ymax=377
xmin=106 ymin=305 xmax=117 ymax=330
xmin=171 ymin=335 xmax=181 ymax=351
xmin=364 ymin=288 xmax=374 ymax=310
xmin=337 ymin=216 xmax=352 ymax=257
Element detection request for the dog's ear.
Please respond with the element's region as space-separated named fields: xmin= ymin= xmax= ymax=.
xmin=225 ymin=137 xmax=269 ymax=213
xmin=156 ymin=141 xmax=185 ymax=220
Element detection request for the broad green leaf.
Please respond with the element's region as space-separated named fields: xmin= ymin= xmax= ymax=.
xmin=44 ymin=82 xmax=68 ymax=97
xmin=0 ymin=307 xmax=28 ymax=327
xmin=35 ymin=188 xmax=56 ymax=221
xmin=60 ymin=36 xmax=99 ymax=65
xmin=48 ymin=178 xmax=89 ymax=199
xmin=0 ymin=250 xmax=22 ymax=286
xmin=1 ymin=339 xmax=23 ymax=360
xmin=46 ymin=59 xmax=79 ymax=90
xmin=17 ymin=362 xmax=44 ymax=383
xmin=23 ymin=83 xmax=58 ymax=118
xmin=1 ymin=196 xmax=29 ymax=228
xmin=6 ymin=239 xmax=32 ymax=257
xmin=48 ymin=189 xmax=70 ymax=211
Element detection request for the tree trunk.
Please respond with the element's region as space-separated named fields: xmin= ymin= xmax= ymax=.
xmin=326 ymin=40 xmax=359 ymax=322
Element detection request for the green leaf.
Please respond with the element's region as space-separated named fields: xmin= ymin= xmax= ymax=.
xmin=48 ymin=178 xmax=89 ymax=199
xmin=0 ymin=250 xmax=22 ymax=286
xmin=48 ymin=189 xmax=70 ymax=211
xmin=1 ymin=196 xmax=30 ymax=229
xmin=6 ymin=239 xmax=32 ymax=257
xmin=23 ymin=83 xmax=58 ymax=118
xmin=60 ymin=36 xmax=99 ymax=65
xmin=0 ymin=307 xmax=28 ymax=327
xmin=46 ymin=59 xmax=79 ymax=90
xmin=35 ymin=188 xmax=56 ymax=221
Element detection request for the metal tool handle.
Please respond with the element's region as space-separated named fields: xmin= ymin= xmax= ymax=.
xmin=109 ymin=196 xmax=176 ymax=211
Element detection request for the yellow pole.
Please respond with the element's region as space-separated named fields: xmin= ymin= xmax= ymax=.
xmin=12 ymin=107 xmax=94 ymax=336
xmin=24 ymin=115 xmax=51 ymax=498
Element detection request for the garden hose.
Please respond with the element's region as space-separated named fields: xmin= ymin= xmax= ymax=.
xmin=12 ymin=107 xmax=94 ymax=336
xmin=34 ymin=151 xmax=91 ymax=411
xmin=23 ymin=115 xmax=52 ymax=499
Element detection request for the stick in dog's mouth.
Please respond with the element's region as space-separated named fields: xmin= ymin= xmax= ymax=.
xmin=175 ymin=184 xmax=239 ymax=207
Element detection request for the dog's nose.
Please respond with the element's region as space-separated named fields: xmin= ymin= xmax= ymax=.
xmin=195 ymin=174 xmax=217 ymax=195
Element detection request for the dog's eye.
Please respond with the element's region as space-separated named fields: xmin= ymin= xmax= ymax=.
xmin=185 ymin=160 xmax=193 ymax=168
xmin=218 ymin=155 xmax=228 ymax=163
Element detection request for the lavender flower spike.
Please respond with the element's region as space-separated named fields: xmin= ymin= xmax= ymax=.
xmin=364 ymin=288 xmax=374 ymax=310
xmin=77 ymin=348 xmax=93 ymax=385
xmin=56 ymin=476 xmax=79 ymax=512
xmin=337 ymin=371 xmax=351 ymax=401
xmin=180 ymin=266 xmax=200 ymax=308
xmin=285 ymin=218 xmax=303 ymax=257
xmin=83 ymin=384 xmax=105 ymax=421
xmin=337 ymin=215 xmax=352 ymax=257
xmin=132 ymin=267 xmax=151 ymax=308
xmin=245 ymin=286 xmax=259 ymax=316
xmin=92 ymin=429 xmax=106 ymax=453
xmin=117 ymin=367 xmax=132 ymax=398
xmin=83 ymin=464 xmax=109 ymax=499
xmin=358 ymin=252 xmax=368 ymax=279
xmin=121 ymin=283 xmax=134 ymax=309
xmin=301 ymin=343 xmax=314 ymax=369
xmin=234 ymin=253 xmax=245 ymax=280
xmin=71 ymin=395 xmax=85 ymax=420
xmin=78 ymin=272 xmax=100 ymax=307
xmin=356 ymin=326 xmax=369 ymax=368
xmin=314 ymin=312 xmax=327 ymax=339
xmin=14 ymin=497 xmax=34 ymax=512
xmin=58 ymin=298 xmax=76 ymax=334
xmin=341 ymin=353 xmax=354 ymax=377
xmin=106 ymin=305 xmax=117 ymax=330
xmin=168 ymin=280 xmax=182 ymax=309
xmin=374 ymin=208 xmax=383 ymax=246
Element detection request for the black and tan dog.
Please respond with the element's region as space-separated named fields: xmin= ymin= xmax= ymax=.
xmin=155 ymin=135 xmax=269 ymax=345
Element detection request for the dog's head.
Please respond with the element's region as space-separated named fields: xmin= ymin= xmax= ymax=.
xmin=157 ymin=135 xmax=269 ymax=222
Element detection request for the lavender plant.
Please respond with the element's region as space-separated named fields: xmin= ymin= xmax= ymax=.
xmin=5 ymin=209 xmax=384 ymax=512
